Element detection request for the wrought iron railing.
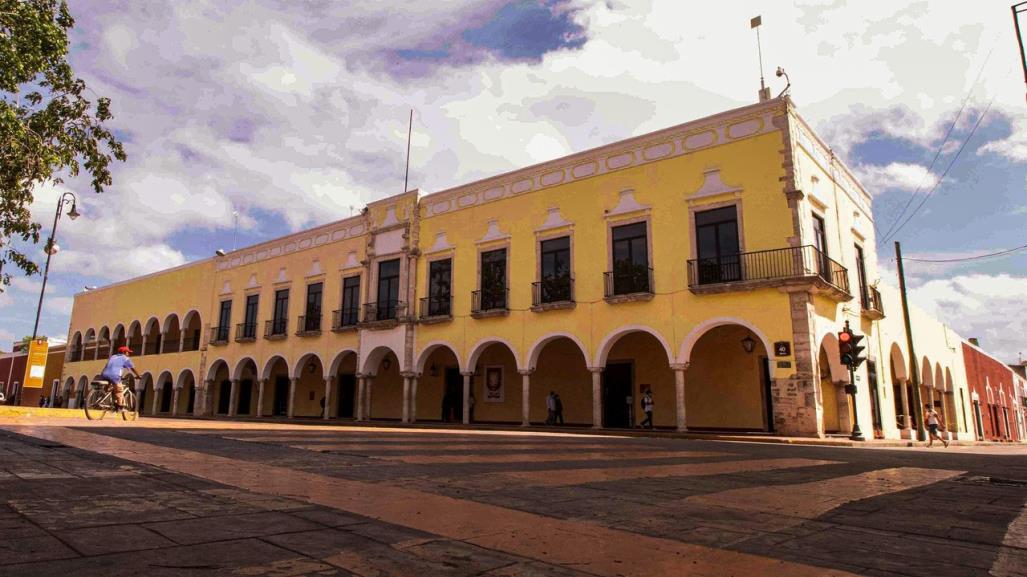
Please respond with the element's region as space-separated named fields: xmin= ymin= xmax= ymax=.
xmin=296 ymin=314 xmax=322 ymax=335
xmin=472 ymin=288 xmax=508 ymax=314
xmin=419 ymin=296 xmax=452 ymax=319
xmin=332 ymin=307 xmax=360 ymax=330
xmin=209 ymin=326 xmax=229 ymax=346
xmin=686 ymin=245 xmax=850 ymax=293
xmin=363 ymin=300 xmax=404 ymax=322
xmin=863 ymin=286 xmax=884 ymax=315
xmin=532 ymin=277 xmax=574 ymax=306
xmin=235 ymin=322 xmax=257 ymax=342
xmin=144 ymin=337 xmax=162 ymax=355
xmin=604 ymin=266 xmax=653 ymax=297
xmin=264 ymin=318 xmax=288 ymax=339
xmin=96 ymin=339 xmax=111 ymax=357
xmin=181 ymin=333 xmax=201 ymax=351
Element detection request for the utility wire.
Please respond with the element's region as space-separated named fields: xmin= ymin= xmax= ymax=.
xmin=881 ymin=89 xmax=999 ymax=244
xmin=902 ymin=242 xmax=1027 ymax=263
xmin=877 ymin=44 xmax=995 ymax=244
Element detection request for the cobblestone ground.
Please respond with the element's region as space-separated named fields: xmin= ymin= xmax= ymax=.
xmin=0 ymin=419 xmax=1024 ymax=576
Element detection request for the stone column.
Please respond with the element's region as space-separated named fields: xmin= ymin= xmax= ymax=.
xmin=323 ymin=376 xmax=334 ymax=420
xmin=171 ymin=387 xmax=181 ymax=417
xmin=410 ymin=376 xmax=418 ymax=423
xmin=672 ymin=363 xmax=688 ymax=432
xmin=365 ymin=375 xmax=374 ymax=420
xmin=519 ymin=370 xmax=532 ymax=426
xmin=287 ymin=377 xmax=299 ymax=418
xmin=590 ymin=367 xmax=603 ymax=429
xmin=255 ymin=379 xmax=266 ymax=417
xmin=939 ymin=390 xmax=950 ymax=440
xmin=356 ymin=375 xmax=366 ymax=421
xmin=462 ymin=372 xmax=473 ymax=424
xmin=228 ymin=379 xmax=240 ymax=417
xmin=140 ymin=336 xmax=147 ymax=358
xmin=151 ymin=385 xmax=161 ymax=415
xmin=899 ymin=379 xmax=912 ymax=431
xmin=402 ymin=374 xmax=412 ymax=423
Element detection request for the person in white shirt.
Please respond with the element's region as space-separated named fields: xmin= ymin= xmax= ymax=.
xmin=545 ymin=391 xmax=556 ymax=425
xmin=924 ymin=403 xmax=949 ymax=448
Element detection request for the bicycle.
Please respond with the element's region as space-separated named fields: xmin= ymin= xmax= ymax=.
xmin=84 ymin=376 xmax=138 ymax=421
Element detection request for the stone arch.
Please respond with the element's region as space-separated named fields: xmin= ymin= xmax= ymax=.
xmin=686 ymin=322 xmax=772 ymax=431
xmin=262 ymin=354 xmax=290 ymax=381
xmin=260 ymin=355 xmax=291 ymax=417
xmin=155 ymin=370 xmax=175 ymax=414
xmin=595 ymin=325 xmax=673 ymax=368
xmin=292 ymin=352 xmax=325 ymax=380
xmin=467 ymin=337 xmax=523 ymax=373
xmin=921 ymin=357 xmax=934 ymax=389
xmin=97 ymin=326 xmax=111 ymax=357
xmin=181 ymin=310 xmax=202 ymax=351
xmin=292 ymin=353 xmax=326 ymax=417
xmin=934 ymin=363 xmax=944 ymax=392
xmin=60 ymin=377 xmax=75 ymax=406
xmin=328 ymin=349 xmax=360 ymax=419
xmin=233 ymin=357 xmax=259 ymax=381
xmin=112 ymin=323 xmax=126 ymax=349
xmin=127 ymin=320 xmax=143 ymax=352
xmin=69 ymin=332 xmax=83 ymax=362
xmin=817 ymin=332 xmax=848 ymax=384
xmin=206 ymin=359 xmax=230 ymax=383
xmin=176 ymin=369 xmax=197 ymax=415
xmin=143 ymin=316 xmax=161 ymax=354
xmin=163 ymin=313 xmax=182 ymax=353
xmin=362 ymin=346 xmax=401 ymax=377
xmin=329 ymin=349 xmax=360 ymax=376
xmin=680 ymin=317 xmax=772 ymax=366
xmin=889 ymin=342 xmax=908 ymax=382
xmin=75 ymin=375 xmax=90 ymax=408
xmin=415 ymin=341 xmax=463 ymax=375
xmin=526 ymin=332 xmax=589 ymax=372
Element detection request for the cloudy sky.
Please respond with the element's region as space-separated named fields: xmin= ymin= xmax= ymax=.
xmin=2 ymin=0 xmax=1025 ymax=362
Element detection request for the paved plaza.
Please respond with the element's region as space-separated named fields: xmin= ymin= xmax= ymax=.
xmin=0 ymin=418 xmax=1024 ymax=576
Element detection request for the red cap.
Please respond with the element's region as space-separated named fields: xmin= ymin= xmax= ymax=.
xmin=118 ymin=346 xmax=133 ymax=354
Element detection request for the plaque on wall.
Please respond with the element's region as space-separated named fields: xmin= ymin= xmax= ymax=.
xmin=774 ymin=341 xmax=791 ymax=357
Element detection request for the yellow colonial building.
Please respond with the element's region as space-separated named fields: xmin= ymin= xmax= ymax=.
xmin=59 ymin=97 xmax=974 ymax=440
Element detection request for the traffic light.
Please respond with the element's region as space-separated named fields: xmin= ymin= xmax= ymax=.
xmin=838 ymin=323 xmax=867 ymax=370
xmin=848 ymin=332 xmax=866 ymax=369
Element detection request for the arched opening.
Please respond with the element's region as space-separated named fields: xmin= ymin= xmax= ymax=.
xmin=945 ymin=367 xmax=959 ymax=433
xmin=364 ymin=347 xmax=403 ymax=421
xmin=920 ymin=357 xmax=934 ymax=423
xmin=466 ymin=340 xmax=522 ymax=424
xmin=329 ymin=350 xmax=358 ymax=419
xmin=75 ymin=376 xmax=89 ymax=408
xmin=889 ymin=343 xmax=909 ymax=429
xmin=685 ymin=325 xmax=770 ymax=431
xmin=415 ymin=344 xmax=462 ymax=422
xmin=84 ymin=329 xmax=97 ymax=360
xmin=261 ymin=356 xmax=290 ymax=417
xmin=69 ymin=332 xmax=83 ymax=362
xmin=176 ymin=370 xmax=196 ymax=415
xmin=155 ymin=371 xmax=174 ymax=414
xmin=292 ymin=353 xmax=325 ymax=418
xmin=530 ymin=336 xmax=591 ymax=426
xmin=127 ymin=321 xmax=143 ymax=354
xmin=182 ymin=311 xmax=202 ymax=351
xmin=163 ymin=314 xmax=181 ymax=354
xmin=112 ymin=324 xmax=127 ymax=351
xmin=207 ymin=359 xmax=231 ymax=416
xmin=59 ymin=377 xmax=75 ymax=407
xmin=97 ymin=327 xmax=111 ymax=358
xmin=817 ymin=333 xmax=851 ymax=434
xmin=233 ymin=358 xmax=258 ymax=416
xmin=143 ymin=318 xmax=161 ymax=355
xmin=599 ymin=329 xmax=673 ymax=429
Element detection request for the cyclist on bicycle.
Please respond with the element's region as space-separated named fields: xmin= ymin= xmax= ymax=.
xmin=100 ymin=346 xmax=141 ymax=409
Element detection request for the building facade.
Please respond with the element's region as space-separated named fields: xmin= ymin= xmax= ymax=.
xmin=963 ymin=342 xmax=1020 ymax=442
xmin=60 ymin=97 xmax=979 ymax=439
xmin=0 ymin=341 xmax=67 ymax=407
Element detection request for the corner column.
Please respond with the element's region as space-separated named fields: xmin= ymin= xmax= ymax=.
xmin=287 ymin=377 xmax=298 ymax=418
xmin=519 ymin=370 xmax=532 ymax=426
xmin=255 ymin=379 xmax=266 ymax=417
xmin=401 ymin=373 xmax=413 ymax=424
xmin=589 ymin=367 xmax=604 ymax=429
xmin=410 ymin=376 xmax=418 ymax=423
xmin=355 ymin=375 xmax=366 ymax=421
xmin=171 ymin=387 xmax=181 ymax=417
xmin=462 ymin=372 xmax=473 ymax=425
xmin=672 ymin=363 xmax=688 ymax=432
xmin=899 ymin=379 xmax=912 ymax=431
xmin=323 ymin=376 xmax=334 ymax=420
xmin=228 ymin=379 xmax=240 ymax=417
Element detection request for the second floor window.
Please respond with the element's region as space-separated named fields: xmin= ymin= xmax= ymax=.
xmin=217 ymin=300 xmax=231 ymax=341
xmin=305 ymin=282 xmax=323 ymax=331
xmin=243 ymin=295 xmax=258 ymax=338
xmin=539 ymin=236 xmax=571 ymax=303
xmin=480 ymin=248 xmax=507 ymax=310
xmin=855 ymin=244 xmax=869 ymax=307
xmin=428 ymin=259 xmax=452 ymax=316
xmin=272 ymin=289 xmax=289 ymax=334
xmin=812 ymin=213 xmax=830 ymax=280
xmin=341 ymin=276 xmax=360 ymax=326
xmin=376 ymin=259 xmax=400 ymax=320
xmin=695 ymin=206 xmax=740 ymax=284
xmin=610 ymin=222 xmax=650 ymax=294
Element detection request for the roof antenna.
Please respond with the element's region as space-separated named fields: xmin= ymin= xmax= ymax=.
xmin=403 ymin=109 xmax=413 ymax=193
xmin=750 ymin=15 xmax=771 ymax=102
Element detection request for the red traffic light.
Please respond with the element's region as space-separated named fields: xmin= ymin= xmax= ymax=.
xmin=839 ymin=331 xmax=852 ymax=343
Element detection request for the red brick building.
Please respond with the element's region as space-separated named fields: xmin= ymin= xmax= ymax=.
xmin=962 ymin=342 xmax=1019 ymax=441
xmin=0 ymin=341 xmax=67 ymax=407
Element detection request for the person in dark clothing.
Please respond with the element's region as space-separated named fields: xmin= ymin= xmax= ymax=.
xmin=553 ymin=394 xmax=564 ymax=425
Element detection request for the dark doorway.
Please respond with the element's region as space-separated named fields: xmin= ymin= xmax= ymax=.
xmin=237 ymin=379 xmax=253 ymax=415
xmin=761 ymin=357 xmax=775 ymax=432
xmin=186 ymin=386 xmax=195 ymax=414
xmin=160 ymin=384 xmax=173 ymax=413
xmin=337 ymin=374 xmax=356 ymax=418
xmin=273 ymin=377 xmax=289 ymax=416
xmin=217 ymin=380 xmax=231 ymax=415
xmin=442 ymin=368 xmax=463 ymax=422
xmin=603 ymin=362 xmax=632 ymax=428
xmin=138 ymin=388 xmax=147 ymax=413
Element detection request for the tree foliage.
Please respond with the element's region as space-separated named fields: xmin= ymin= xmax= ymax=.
xmin=0 ymin=0 xmax=125 ymax=289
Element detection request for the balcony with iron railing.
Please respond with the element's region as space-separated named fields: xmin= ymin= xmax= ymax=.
xmin=235 ymin=322 xmax=257 ymax=343
xmin=604 ymin=266 xmax=654 ymax=303
xmin=209 ymin=326 xmax=229 ymax=346
xmin=332 ymin=307 xmax=360 ymax=331
xmin=296 ymin=314 xmax=322 ymax=336
xmin=532 ymin=276 xmax=575 ymax=311
xmin=161 ymin=334 xmax=180 ymax=353
xmin=686 ymin=245 xmax=851 ymax=300
xmin=361 ymin=300 xmax=405 ymax=327
xmin=419 ymin=296 xmax=452 ymax=322
xmin=861 ymin=286 xmax=885 ymax=320
xmin=181 ymin=333 xmax=201 ymax=352
xmin=472 ymin=288 xmax=509 ymax=318
xmin=143 ymin=337 xmax=162 ymax=355
xmin=264 ymin=318 xmax=288 ymax=340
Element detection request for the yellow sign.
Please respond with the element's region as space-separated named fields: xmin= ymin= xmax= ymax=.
xmin=22 ymin=339 xmax=49 ymax=389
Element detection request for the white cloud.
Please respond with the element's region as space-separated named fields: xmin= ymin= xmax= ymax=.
xmin=57 ymin=244 xmax=187 ymax=283
xmin=0 ymin=327 xmax=16 ymax=348
xmin=854 ymin=162 xmax=940 ymax=194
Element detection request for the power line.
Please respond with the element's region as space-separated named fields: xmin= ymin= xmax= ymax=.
xmin=881 ymin=90 xmax=999 ymax=244
xmin=902 ymin=242 xmax=1027 ymax=263
xmin=876 ymin=43 xmax=995 ymax=243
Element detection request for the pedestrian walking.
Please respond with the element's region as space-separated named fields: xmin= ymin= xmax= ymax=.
xmin=924 ymin=403 xmax=949 ymax=447
xmin=38 ymin=395 xmax=46 ymax=408
xmin=56 ymin=394 xmax=64 ymax=408
xmin=553 ymin=393 xmax=564 ymax=425
xmin=468 ymin=391 xmax=476 ymax=423
xmin=545 ymin=391 xmax=556 ymax=425
xmin=639 ymin=389 xmax=654 ymax=429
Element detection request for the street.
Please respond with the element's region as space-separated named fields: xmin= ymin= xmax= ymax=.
xmin=0 ymin=418 xmax=1024 ymax=576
